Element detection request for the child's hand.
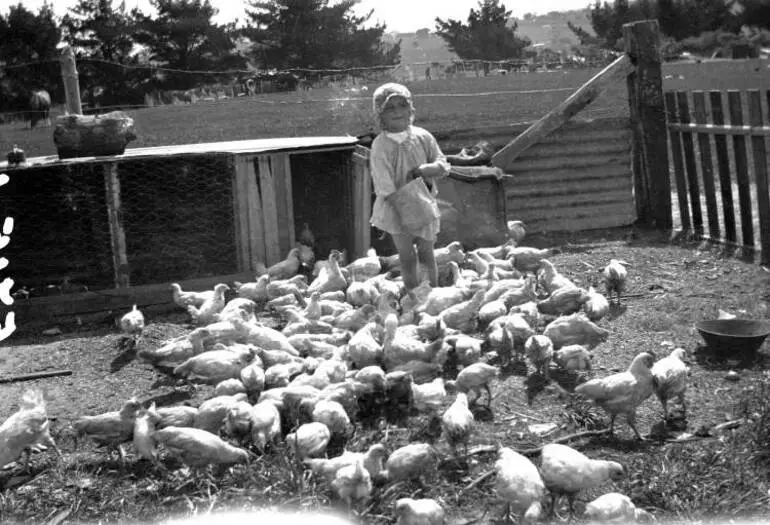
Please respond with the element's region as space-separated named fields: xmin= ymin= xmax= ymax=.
xmin=409 ymin=166 xmax=423 ymax=180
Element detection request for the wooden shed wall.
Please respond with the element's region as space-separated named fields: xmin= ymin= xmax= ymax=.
xmin=502 ymin=117 xmax=635 ymax=232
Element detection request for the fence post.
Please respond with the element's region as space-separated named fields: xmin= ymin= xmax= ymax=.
xmin=58 ymin=44 xmax=83 ymax=115
xmin=623 ymin=20 xmax=671 ymax=230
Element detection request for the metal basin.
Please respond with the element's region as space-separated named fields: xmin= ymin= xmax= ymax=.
xmin=695 ymin=319 xmax=770 ymax=357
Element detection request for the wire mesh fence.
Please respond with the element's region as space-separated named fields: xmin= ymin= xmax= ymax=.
xmin=118 ymin=155 xmax=238 ymax=286
xmin=1 ymin=163 xmax=113 ymax=296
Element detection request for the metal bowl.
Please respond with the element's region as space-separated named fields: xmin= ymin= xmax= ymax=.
xmin=695 ymin=319 xmax=770 ymax=356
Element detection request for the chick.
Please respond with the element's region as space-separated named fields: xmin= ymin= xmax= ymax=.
xmin=73 ymin=397 xmax=142 ymax=462
xmin=0 ymin=389 xmax=62 ymax=471
xmin=441 ymin=393 xmax=474 ymax=456
xmin=540 ymin=443 xmax=625 ymax=519
xmin=583 ymin=285 xmax=610 ymax=322
xmin=524 ymin=334 xmax=554 ymax=380
xmin=170 ymin=283 xmax=212 ymax=308
xmin=120 ymin=304 xmax=145 ymax=337
xmin=494 ymin=447 xmax=545 ymax=524
xmin=651 ymin=347 xmax=689 ymax=420
xmin=506 ymin=220 xmax=526 ymax=245
xmin=603 ymin=259 xmax=629 ymax=305
xmin=382 ymin=443 xmax=438 ymax=485
xmin=133 ymin=403 xmax=162 ymax=467
xmin=153 ymin=426 xmax=250 ymax=469
xmin=575 ymin=352 xmax=656 ymax=440
xmin=303 ymin=443 xmax=388 ymax=484
xmin=331 ymin=457 xmax=372 ymax=510
xmin=250 ymin=400 xmax=282 ymax=451
xmin=286 ymin=422 xmax=331 ymax=459
xmin=449 ymin=362 xmax=499 ymax=407
xmin=394 ymin=497 xmax=446 ymax=525
xmin=155 ymin=405 xmax=198 ymax=429
xmin=553 ymin=345 xmax=593 ymax=371
xmin=411 ymin=377 xmax=447 ymax=413
xmin=584 ymin=492 xmax=651 ymax=523
xmin=186 ymin=283 xmax=230 ymax=325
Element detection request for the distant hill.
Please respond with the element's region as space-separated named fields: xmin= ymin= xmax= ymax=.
xmin=387 ymin=9 xmax=595 ymax=65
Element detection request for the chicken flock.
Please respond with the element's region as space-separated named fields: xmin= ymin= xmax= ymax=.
xmin=1 ymin=220 xmax=692 ymax=524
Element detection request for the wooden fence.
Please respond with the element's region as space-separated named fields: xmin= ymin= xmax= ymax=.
xmin=664 ymin=89 xmax=770 ymax=264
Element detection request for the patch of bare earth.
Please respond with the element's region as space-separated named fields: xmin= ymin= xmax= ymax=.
xmin=1 ymin=226 xmax=769 ymax=525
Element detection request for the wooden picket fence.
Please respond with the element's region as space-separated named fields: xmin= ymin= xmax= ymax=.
xmin=664 ymin=88 xmax=770 ymax=265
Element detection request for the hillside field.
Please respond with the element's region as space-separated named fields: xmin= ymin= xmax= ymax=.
xmin=1 ymin=59 xmax=768 ymax=161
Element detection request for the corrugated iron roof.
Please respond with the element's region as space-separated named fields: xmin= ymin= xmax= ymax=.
xmin=0 ymin=136 xmax=360 ymax=171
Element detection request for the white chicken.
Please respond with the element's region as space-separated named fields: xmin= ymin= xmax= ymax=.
xmin=173 ymin=346 xmax=255 ymax=384
xmin=120 ymin=304 xmax=145 ymax=337
xmin=441 ymin=393 xmax=474 ymax=455
xmin=133 ymin=403 xmax=161 ymax=466
xmin=603 ymin=259 xmax=629 ymax=305
xmin=331 ymin=457 xmax=372 ymax=509
xmin=267 ymin=248 xmax=303 ymax=280
xmin=584 ymin=285 xmax=610 ymax=322
xmin=538 ymin=259 xmax=576 ymax=294
xmin=382 ymin=443 xmax=439 ymax=484
xmin=187 ymin=283 xmax=230 ymax=325
xmin=651 ymin=347 xmax=689 ymax=420
xmin=494 ymin=447 xmax=545 ymax=524
xmin=411 ymin=377 xmax=447 ymax=413
xmin=524 ymin=334 xmax=554 ymax=380
xmin=553 ymin=345 xmax=593 ymax=371
xmin=234 ymin=275 xmax=270 ymax=303
xmin=584 ymin=492 xmax=651 ymax=523
xmin=394 ymin=498 xmax=446 ymax=525
xmin=153 ymin=426 xmax=250 ymax=469
xmin=286 ymin=421 xmax=331 ymax=459
xmin=574 ymin=352 xmax=656 ymax=440
xmin=540 ymin=443 xmax=625 ymax=519
xmin=0 ymin=389 xmax=62 ymax=471
xmin=449 ymin=362 xmax=500 ymax=407
xmin=73 ymin=397 xmax=143 ymax=462
xmin=506 ymin=220 xmax=526 ymax=245
xmin=170 ymin=283 xmax=213 ymax=308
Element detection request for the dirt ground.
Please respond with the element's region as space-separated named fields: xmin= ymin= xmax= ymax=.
xmin=1 ymin=225 xmax=769 ymax=525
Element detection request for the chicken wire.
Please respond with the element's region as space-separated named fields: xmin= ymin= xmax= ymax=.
xmin=1 ymin=164 xmax=114 ymax=296
xmin=117 ymin=155 xmax=237 ymax=286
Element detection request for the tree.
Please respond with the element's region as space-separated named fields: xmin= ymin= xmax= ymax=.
xmin=434 ymin=0 xmax=531 ymax=64
xmin=132 ymin=0 xmax=246 ymax=90
xmin=241 ymin=0 xmax=400 ymax=71
xmin=0 ymin=2 xmax=62 ymax=112
xmin=61 ymin=0 xmax=147 ymax=106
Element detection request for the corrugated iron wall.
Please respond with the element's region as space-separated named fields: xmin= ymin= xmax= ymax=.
xmin=498 ymin=116 xmax=635 ymax=232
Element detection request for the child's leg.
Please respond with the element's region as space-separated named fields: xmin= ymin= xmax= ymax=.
xmin=391 ymin=233 xmax=419 ymax=290
xmin=415 ymin=237 xmax=438 ymax=287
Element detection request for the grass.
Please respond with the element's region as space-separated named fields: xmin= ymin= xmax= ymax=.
xmin=1 ymin=59 xmax=767 ymax=159
xmin=2 ymin=226 xmax=770 ymax=524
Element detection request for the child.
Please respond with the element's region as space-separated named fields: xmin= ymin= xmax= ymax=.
xmin=369 ymin=82 xmax=450 ymax=294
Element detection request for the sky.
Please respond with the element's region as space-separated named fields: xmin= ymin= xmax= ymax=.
xmin=1 ymin=0 xmax=592 ymax=33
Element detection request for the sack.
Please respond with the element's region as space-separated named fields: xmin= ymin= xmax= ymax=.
xmin=392 ymin=177 xmax=441 ymax=234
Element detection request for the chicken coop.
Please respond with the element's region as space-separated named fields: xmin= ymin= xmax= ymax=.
xmin=0 ymin=137 xmax=373 ymax=325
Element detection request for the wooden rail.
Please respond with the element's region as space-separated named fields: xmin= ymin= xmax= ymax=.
xmin=491 ymin=53 xmax=634 ymax=168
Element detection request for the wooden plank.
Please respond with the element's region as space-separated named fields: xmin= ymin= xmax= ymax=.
xmin=509 ymin=188 xmax=635 ymax=211
xmin=710 ymin=90 xmax=737 ymax=244
xmin=351 ymin=155 xmax=363 ymax=259
xmin=664 ymin=92 xmax=691 ymax=231
xmin=503 ymin=163 xmax=631 ymax=186
xmin=508 ymin=153 xmax=629 ymax=172
xmin=515 ymin=140 xmax=630 ymax=160
xmin=692 ymin=91 xmax=720 ymax=240
xmin=243 ymin=156 xmax=266 ymax=268
xmin=270 ymin=153 xmax=293 ymax=256
xmin=748 ymin=90 xmax=770 ymax=265
xmin=103 ymin=163 xmax=130 ymax=288
xmin=491 ymin=53 xmax=634 ymax=168
xmin=676 ymin=91 xmax=704 ymax=234
xmin=233 ymin=157 xmax=251 ymax=271
xmin=624 ymin=20 xmax=671 ymax=230
xmin=6 ymin=271 xmax=254 ymax=321
xmin=282 ymin=154 xmax=295 ymax=249
xmin=727 ymin=90 xmax=755 ymax=248
xmin=355 ymin=145 xmax=372 ymax=258
xmin=666 ymin=123 xmax=770 ymax=136
xmin=257 ymin=156 xmax=281 ymax=265
xmin=509 ymin=175 xmax=633 ymax=198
